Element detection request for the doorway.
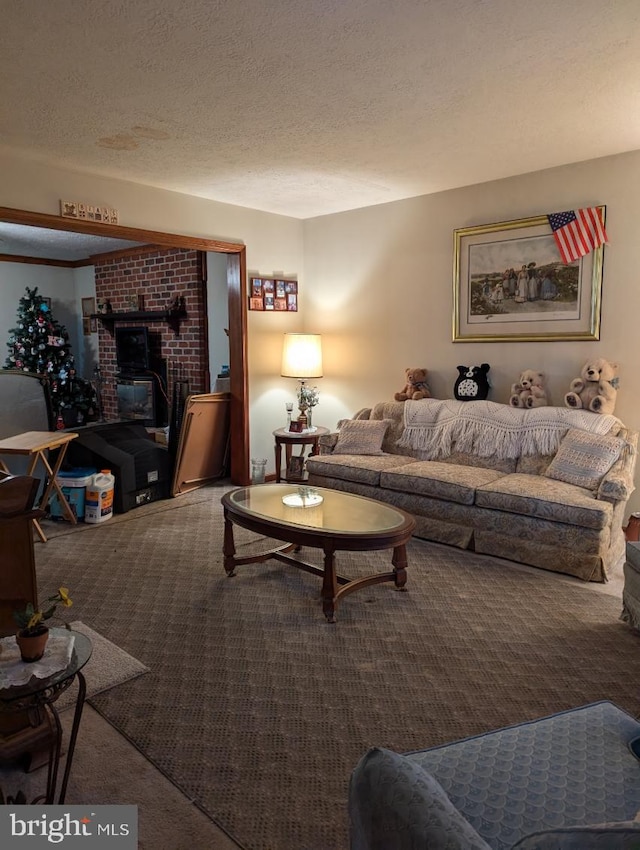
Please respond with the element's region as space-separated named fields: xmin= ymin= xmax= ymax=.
xmin=0 ymin=206 xmax=250 ymax=485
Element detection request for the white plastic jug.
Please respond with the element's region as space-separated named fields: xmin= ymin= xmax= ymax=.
xmin=85 ymin=469 xmax=115 ymax=524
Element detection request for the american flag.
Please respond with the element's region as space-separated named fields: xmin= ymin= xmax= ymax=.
xmin=547 ymin=208 xmax=608 ymax=264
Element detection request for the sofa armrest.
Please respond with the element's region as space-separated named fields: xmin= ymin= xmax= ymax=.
xmin=317 ymin=433 xmax=339 ymax=454
xmin=349 ymin=747 xmax=491 ymax=850
xmin=598 ymin=429 xmax=638 ymax=504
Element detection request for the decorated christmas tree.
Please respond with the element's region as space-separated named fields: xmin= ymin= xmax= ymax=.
xmin=4 ymin=286 xmax=98 ymax=425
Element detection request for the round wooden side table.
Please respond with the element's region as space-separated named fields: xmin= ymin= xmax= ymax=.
xmin=273 ymin=426 xmax=330 ymax=483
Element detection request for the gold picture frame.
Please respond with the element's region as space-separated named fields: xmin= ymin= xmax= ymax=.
xmin=453 ymin=207 xmax=605 ymax=342
xmin=81 ymin=296 xmax=96 ymax=317
xmin=286 ymin=455 xmax=305 ymax=481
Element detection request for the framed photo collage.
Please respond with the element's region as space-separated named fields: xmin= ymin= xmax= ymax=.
xmin=249 ymin=276 xmax=298 ymax=312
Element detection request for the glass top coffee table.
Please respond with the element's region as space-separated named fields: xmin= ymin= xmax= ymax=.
xmin=221 ymin=484 xmax=416 ymax=622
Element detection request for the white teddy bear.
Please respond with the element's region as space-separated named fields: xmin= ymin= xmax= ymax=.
xmin=564 ymin=359 xmax=619 ymax=415
xmin=509 ymin=369 xmax=548 ymax=409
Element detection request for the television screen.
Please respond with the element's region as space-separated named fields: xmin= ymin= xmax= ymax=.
xmin=115 ymin=326 xmax=149 ymax=373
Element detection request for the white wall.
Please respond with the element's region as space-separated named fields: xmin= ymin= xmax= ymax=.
xmin=303 ymin=149 xmax=640 ymax=515
xmin=73 ymin=264 xmax=99 ymax=378
xmin=206 ymin=252 xmax=229 ymax=388
xmin=0 ymin=150 xmax=305 ymax=469
xmin=5 ymin=147 xmax=640 ymax=516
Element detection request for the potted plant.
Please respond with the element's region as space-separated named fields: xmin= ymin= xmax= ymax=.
xmin=13 ymin=588 xmax=73 ymax=662
xmin=297 ymin=384 xmax=320 ymax=429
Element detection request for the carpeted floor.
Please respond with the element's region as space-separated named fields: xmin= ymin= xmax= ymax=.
xmin=34 ymin=484 xmax=640 ymax=850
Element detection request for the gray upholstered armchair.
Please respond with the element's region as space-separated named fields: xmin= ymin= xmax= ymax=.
xmin=349 ymin=702 xmax=640 ymax=849
xmin=0 ymin=371 xmax=54 ymax=485
xmin=0 ymin=370 xmax=53 ymax=438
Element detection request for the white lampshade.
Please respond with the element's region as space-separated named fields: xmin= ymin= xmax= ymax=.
xmin=281 ymin=333 xmax=323 ymax=378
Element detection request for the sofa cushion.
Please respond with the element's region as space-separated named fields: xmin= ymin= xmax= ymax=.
xmin=369 ymin=401 xmax=413 ymax=455
xmin=544 ymin=428 xmax=625 ymax=491
xmin=381 ymin=462 xmax=507 ymax=506
xmin=333 ymin=419 xmax=393 ymax=455
xmin=511 ymin=822 xmax=640 ymax=849
xmin=441 ymin=450 xmax=517 ymax=473
xmin=306 ymin=453 xmax=419 ymax=487
xmin=475 ymin=473 xmax=613 ymax=530
xmin=516 ymin=454 xmax=554 ymax=475
xmin=349 ymin=746 xmax=492 ymax=850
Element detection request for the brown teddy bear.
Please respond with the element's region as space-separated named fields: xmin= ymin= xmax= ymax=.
xmin=564 ymin=359 xmax=619 ymax=415
xmin=509 ymin=369 xmax=548 ymax=409
xmin=394 ymin=368 xmax=431 ymax=401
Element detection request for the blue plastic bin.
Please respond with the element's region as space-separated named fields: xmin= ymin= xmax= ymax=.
xmin=49 ymin=467 xmax=97 ymax=521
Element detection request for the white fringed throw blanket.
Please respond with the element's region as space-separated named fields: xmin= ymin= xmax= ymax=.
xmin=397 ymin=399 xmax=621 ymax=460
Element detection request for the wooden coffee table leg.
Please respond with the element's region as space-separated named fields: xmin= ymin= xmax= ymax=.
xmin=392 ymin=544 xmax=408 ymax=590
xmin=223 ymin=514 xmax=237 ymax=576
xmin=322 ymin=546 xmax=338 ymax=623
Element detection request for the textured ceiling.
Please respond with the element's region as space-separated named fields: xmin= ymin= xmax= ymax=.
xmin=2 ymin=0 xmax=640 ymax=219
xmin=0 ymin=223 xmax=145 ymax=261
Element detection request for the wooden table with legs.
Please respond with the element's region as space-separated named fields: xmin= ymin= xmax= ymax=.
xmin=0 ymin=431 xmax=79 ymax=542
xmin=273 ymin=427 xmax=330 ymax=482
xmin=222 ymin=483 xmax=416 ymax=622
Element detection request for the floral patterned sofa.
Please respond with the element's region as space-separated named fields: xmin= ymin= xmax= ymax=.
xmin=306 ymin=400 xmax=638 ymax=582
xmin=349 ymin=701 xmax=640 ymax=849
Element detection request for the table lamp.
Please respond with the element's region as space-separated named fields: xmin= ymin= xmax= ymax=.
xmin=281 ymin=333 xmax=323 ymax=430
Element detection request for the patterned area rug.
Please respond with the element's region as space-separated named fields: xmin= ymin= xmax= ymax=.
xmin=34 ymin=484 xmax=640 ymax=850
xmin=57 ymin=621 xmax=149 ymax=711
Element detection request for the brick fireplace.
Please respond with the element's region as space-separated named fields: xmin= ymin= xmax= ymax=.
xmin=94 ymin=247 xmax=208 ymax=422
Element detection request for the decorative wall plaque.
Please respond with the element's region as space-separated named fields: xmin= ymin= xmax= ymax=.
xmin=60 ymin=200 xmax=119 ymax=224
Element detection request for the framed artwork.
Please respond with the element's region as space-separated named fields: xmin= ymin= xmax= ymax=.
xmin=249 ymin=276 xmax=298 ymax=311
xmin=81 ymin=296 xmax=96 ymax=317
xmin=125 ymin=293 xmax=141 ymax=311
xmin=41 ymin=297 xmax=52 ymax=310
xmin=286 ymin=455 xmax=305 ymax=480
xmin=453 ymin=208 xmax=605 ymax=342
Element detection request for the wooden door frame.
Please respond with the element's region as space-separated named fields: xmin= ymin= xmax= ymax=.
xmin=0 ymin=206 xmax=250 ymax=485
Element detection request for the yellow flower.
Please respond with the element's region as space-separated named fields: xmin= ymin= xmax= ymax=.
xmin=58 ymin=587 xmax=73 ymax=607
xmin=26 ymin=612 xmax=43 ymax=630
xmin=13 ymin=586 xmax=74 ymax=635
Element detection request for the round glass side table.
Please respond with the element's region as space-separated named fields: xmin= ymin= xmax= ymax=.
xmin=0 ymin=627 xmax=92 ymax=803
